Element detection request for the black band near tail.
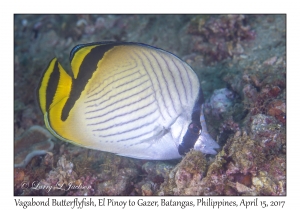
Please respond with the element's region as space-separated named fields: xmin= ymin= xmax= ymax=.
xmin=62 ymin=42 xmax=147 ymax=121
xmin=62 ymin=44 xmax=119 ymax=121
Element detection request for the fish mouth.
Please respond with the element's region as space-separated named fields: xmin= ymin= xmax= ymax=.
xmin=202 ymin=146 xmax=219 ymax=155
xmin=194 ymin=133 xmax=220 ymax=155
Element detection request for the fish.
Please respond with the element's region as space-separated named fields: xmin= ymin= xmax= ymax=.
xmin=37 ymin=41 xmax=219 ymax=160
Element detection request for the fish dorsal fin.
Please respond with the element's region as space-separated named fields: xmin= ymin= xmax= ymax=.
xmin=70 ymin=45 xmax=99 ymax=79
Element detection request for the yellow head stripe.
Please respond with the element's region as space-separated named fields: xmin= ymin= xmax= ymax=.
xmin=38 ymin=58 xmax=57 ymax=114
xmin=71 ymin=45 xmax=98 ymax=79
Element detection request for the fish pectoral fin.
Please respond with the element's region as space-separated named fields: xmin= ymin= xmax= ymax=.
xmin=140 ymin=126 xmax=169 ymax=145
xmin=115 ymin=126 xmax=180 ymax=160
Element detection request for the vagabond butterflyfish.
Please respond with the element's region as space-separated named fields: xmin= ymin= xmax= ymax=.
xmin=37 ymin=41 xmax=219 ymax=160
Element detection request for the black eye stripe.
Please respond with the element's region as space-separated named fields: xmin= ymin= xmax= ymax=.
xmin=178 ymin=88 xmax=204 ymax=156
xmin=189 ymin=122 xmax=202 ymax=134
xmin=178 ymin=122 xmax=203 ymax=155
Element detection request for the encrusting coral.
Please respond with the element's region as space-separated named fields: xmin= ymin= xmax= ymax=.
xmin=188 ymin=15 xmax=256 ymax=65
xmin=14 ymin=125 xmax=54 ymax=168
xmin=37 ymin=155 xmax=99 ymax=196
xmin=157 ymin=130 xmax=285 ymax=196
xmin=204 ymin=88 xmax=235 ymax=119
xmin=158 ymin=150 xmax=207 ymax=195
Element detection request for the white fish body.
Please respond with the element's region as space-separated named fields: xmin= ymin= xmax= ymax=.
xmin=38 ymin=42 xmax=219 ymax=160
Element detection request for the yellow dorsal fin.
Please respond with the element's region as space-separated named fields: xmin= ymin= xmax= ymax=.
xmin=71 ymin=45 xmax=98 ymax=79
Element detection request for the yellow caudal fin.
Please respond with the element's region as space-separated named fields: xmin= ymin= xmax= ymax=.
xmin=37 ymin=58 xmax=72 ymax=116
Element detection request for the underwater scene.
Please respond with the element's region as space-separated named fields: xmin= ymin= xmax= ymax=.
xmin=14 ymin=14 xmax=286 ymax=196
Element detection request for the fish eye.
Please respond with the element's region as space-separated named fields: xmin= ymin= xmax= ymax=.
xmin=188 ymin=122 xmax=202 ymax=135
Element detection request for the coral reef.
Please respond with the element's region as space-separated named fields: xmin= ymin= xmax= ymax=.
xmin=38 ymin=155 xmax=78 ymax=195
xmin=188 ymin=15 xmax=256 ymax=65
xmin=157 ymin=131 xmax=285 ymax=196
xmin=35 ymin=155 xmax=99 ymax=196
xmin=14 ymin=125 xmax=54 ymax=168
xmin=87 ymin=152 xmax=140 ymax=195
xmin=14 ymin=14 xmax=286 ymax=196
xmin=204 ymin=88 xmax=235 ymax=119
xmin=66 ymin=175 xmax=98 ymax=196
xmin=96 ymin=167 xmax=138 ymax=195
xmin=158 ymin=150 xmax=207 ymax=195
xmin=133 ymin=161 xmax=176 ymax=195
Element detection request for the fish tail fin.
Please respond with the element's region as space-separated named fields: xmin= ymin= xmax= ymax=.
xmin=37 ymin=58 xmax=72 ymax=115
